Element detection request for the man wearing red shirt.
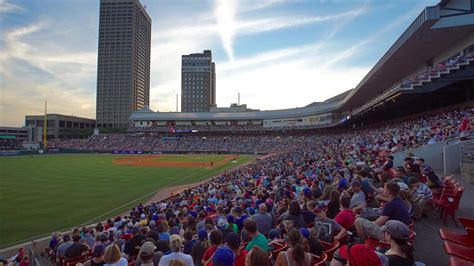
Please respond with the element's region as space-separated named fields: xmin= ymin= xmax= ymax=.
xmin=202 ymin=229 xmax=223 ymax=265
xmin=226 ymin=232 xmax=247 ymax=266
xmin=335 ymin=195 xmax=355 ymax=229
xmin=458 ymin=116 xmax=471 ymax=132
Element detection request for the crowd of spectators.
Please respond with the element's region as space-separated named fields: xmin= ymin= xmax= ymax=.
xmin=129 ymin=124 xmax=265 ymax=133
xmin=0 ymin=140 xmax=23 ymax=151
xmin=42 ymin=107 xmax=473 ymax=266
xmin=49 ymin=107 xmax=473 ymax=155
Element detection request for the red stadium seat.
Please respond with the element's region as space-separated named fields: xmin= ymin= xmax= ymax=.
xmin=440 ymin=228 xmax=474 ymax=247
xmin=364 ymin=238 xmax=390 ymax=250
xmin=319 ymin=240 xmax=340 ymax=260
xmin=432 ymin=186 xmax=465 ymax=225
xmin=443 ymin=242 xmax=474 ymax=262
xmin=459 ymin=217 xmax=474 ymax=230
xmin=62 ymin=254 xmax=90 ymax=266
xmin=312 ymin=252 xmax=328 ymax=266
xmin=449 ymin=256 xmax=474 ymax=266
xmin=269 ymin=241 xmax=288 ymax=261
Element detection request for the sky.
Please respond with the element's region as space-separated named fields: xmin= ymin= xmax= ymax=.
xmin=0 ymin=0 xmax=440 ymax=127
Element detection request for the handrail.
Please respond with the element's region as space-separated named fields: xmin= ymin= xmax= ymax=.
xmin=28 ymin=245 xmax=41 ymax=266
xmin=446 ymin=132 xmax=474 ymax=145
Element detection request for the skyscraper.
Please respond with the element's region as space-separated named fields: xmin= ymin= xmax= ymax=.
xmin=96 ymin=0 xmax=151 ymax=128
xmin=181 ymin=50 xmax=216 ymax=112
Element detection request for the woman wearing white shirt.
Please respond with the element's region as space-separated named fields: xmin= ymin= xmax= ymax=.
xmin=158 ymin=235 xmax=194 ymax=266
xmin=104 ymin=244 xmax=128 ymax=266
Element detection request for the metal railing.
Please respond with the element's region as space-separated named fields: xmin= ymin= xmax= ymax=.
xmin=28 ymin=245 xmax=42 ymax=266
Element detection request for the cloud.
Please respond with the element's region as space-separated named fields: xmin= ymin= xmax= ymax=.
xmin=217 ymin=59 xmax=371 ymax=110
xmin=237 ymin=8 xmax=367 ymax=35
xmin=214 ymin=0 xmax=237 ymax=62
xmin=1 ymin=0 xmax=429 ymax=128
xmin=0 ymin=0 xmax=23 ymax=14
xmin=0 ymin=21 xmax=97 ymax=126
xmin=167 ymin=3 xmax=367 ymax=64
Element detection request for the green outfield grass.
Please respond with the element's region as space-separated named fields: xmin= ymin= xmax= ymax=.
xmin=0 ymin=154 xmax=254 ymax=247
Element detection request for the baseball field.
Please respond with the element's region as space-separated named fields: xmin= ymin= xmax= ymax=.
xmin=0 ymin=153 xmax=255 ymax=247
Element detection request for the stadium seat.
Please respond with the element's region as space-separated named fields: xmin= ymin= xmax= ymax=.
xmin=319 ymin=240 xmax=340 ymax=260
xmin=62 ymin=254 xmax=90 ymax=266
xmin=449 ymin=256 xmax=474 ymax=266
xmin=312 ymin=252 xmax=328 ymax=266
xmin=364 ymin=238 xmax=389 ymax=250
xmin=269 ymin=241 xmax=288 ymax=261
xmin=439 ymin=228 xmax=474 ymax=247
xmin=443 ymin=242 xmax=474 ymax=262
xmin=432 ymin=186 xmax=465 ymax=225
xmin=459 ymin=217 xmax=474 ymax=230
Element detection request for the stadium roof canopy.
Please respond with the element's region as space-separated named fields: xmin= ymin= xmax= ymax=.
xmin=130 ymin=0 xmax=474 ymax=122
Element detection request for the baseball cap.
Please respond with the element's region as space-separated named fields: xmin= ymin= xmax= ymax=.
xmin=397 ymin=182 xmax=409 ymax=192
xmin=170 ymin=226 xmax=180 ymax=236
xmin=350 ymin=180 xmax=361 ymax=187
xmin=303 ymin=187 xmax=312 ymax=195
xmin=381 ymin=220 xmax=410 ymax=240
xmin=139 ymin=241 xmax=156 ymax=258
xmin=337 ymin=244 xmax=382 ymax=266
xmin=247 ymin=207 xmax=255 ymax=215
xmin=315 ymin=204 xmax=326 ymax=212
xmin=226 ymin=214 xmax=235 ymax=224
xmin=213 ymin=246 xmax=235 ymax=266
xmin=93 ymin=244 xmax=105 ymax=257
xmin=268 ymin=229 xmax=280 ymax=240
xmin=217 ymin=218 xmax=227 ymax=229
xmin=198 ymin=229 xmax=208 ymax=240
xmin=300 ymin=228 xmax=310 ymax=239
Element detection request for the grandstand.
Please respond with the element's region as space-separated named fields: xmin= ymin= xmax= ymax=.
xmin=1 ymin=1 xmax=474 ymax=266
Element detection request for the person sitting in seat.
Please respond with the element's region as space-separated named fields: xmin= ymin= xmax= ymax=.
xmin=313 ymin=205 xmax=346 ymax=242
xmin=244 ymin=219 xmax=270 ymax=252
xmin=355 ymin=182 xmax=411 ymax=242
xmin=274 ymin=229 xmax=312 ymax=266
xmin=382 ymin=220 xmax=414 ymax=266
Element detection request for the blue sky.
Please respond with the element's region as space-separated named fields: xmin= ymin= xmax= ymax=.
xmin=0 ymin=0 xmax=440 ymax=126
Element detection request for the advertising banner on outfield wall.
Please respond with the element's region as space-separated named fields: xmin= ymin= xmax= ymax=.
xmin=112 ymin=150 xmax=144 ymax=154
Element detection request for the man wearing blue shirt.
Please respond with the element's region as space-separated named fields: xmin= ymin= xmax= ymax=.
xmin=355 ymin=182 xmax=411 ymax=242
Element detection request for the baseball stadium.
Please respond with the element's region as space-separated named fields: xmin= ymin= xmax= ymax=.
xmin=1 ymin=0 xmax=474 ymax=266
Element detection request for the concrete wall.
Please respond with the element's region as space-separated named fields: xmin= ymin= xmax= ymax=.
xmin=393 ymin=141 xmax=446 ymax=172
xmin=443 ymin=141 xmax=462 ymax=175
xmin=393 ymin=139 xmax=472 ymax=175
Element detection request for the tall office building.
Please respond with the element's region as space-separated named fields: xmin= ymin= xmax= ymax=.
xmin=181 ymin=50 xmax=216 ymax=112
xmin=96 ymin=0 xmax=151 ymax=128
